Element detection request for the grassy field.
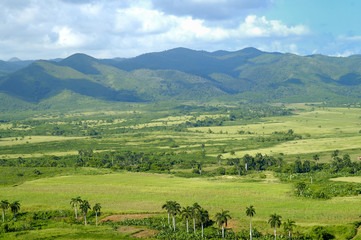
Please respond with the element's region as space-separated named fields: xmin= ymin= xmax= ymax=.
xmin=1 ymin=171 xmax=360 ymax=229
xmin=1 ymin=106 xmax=361 ymax=161
xmin=1 ymin=105 xmax=361 ymax=238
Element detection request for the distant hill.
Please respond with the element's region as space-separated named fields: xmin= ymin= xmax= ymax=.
xmin=1 ymin=47 xmax=361 ymax=111
xmin=0 ymin=59 xmax=33 ymax=78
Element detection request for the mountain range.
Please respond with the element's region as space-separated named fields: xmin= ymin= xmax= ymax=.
xmin=1 ymin=47 xmax=361 ymax=111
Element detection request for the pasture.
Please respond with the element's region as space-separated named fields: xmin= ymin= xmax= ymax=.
xmin=1 ymin=106 xmax=361 ymax=161
xmin=1 ymin=104 xmax=361 ymax=238
xmin=1 ymin=171 xmax=360 ymax=228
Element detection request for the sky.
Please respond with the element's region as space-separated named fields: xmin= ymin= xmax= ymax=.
xmin=1 ymin=0 xmax=361 ymax=60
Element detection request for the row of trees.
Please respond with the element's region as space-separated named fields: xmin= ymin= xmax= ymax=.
xmin=0 ymin=200 xmax=20 ymax=222
xmin=70 ymin=197 xmax=101 ymax=226
xmin=2 ymin=197 xmax=101 ymax=226
xmin=162 ymin=201 xmax=210 ymax=238
xmin=162 ymin=201 xmax=296 ymax=240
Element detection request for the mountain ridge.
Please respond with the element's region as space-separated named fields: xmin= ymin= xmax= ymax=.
xmin=1 ymin=47 xmax=361 ymax=110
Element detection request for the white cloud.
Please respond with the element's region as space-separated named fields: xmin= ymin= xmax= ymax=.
xmin=237 ymin=15 xmax=309 ymax=38
xmin=114 ymin=7 xmax=173 ymax=35
xmin=52 ymin=26 xmax=87 ymax=48
xmin=0 ymin=0 xmax=310 ymax=59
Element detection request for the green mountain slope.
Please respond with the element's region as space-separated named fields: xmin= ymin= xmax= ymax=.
xmin=0 ymin=60 xmax=144 ymax=103
xmin=1 ymin=48 xmax=361 ymax=110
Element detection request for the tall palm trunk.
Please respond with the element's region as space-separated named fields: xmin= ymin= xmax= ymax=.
xmin=84 ymin=213 xmax=87 ymax=225
xmin=250 ymin=216 xmax=252 ymax=240
xmin=289 ymin=230 xmax=291 ymax=240
xmin=13 ymin=212 xmax=16 ymax=220
xmin=2 ymin=209 xmax=4 ymax=222
xmin=75 ymin=206 xmax=78 ymax=219
xmin=172 ymin=215 xmax=176 ymax=231
xmin=95 ymin=212 xmax=98 ymax=226
xmin=186 ymin=219 xmax=189 ymax=233
xmin=167 ymin=213 xmax=170 ymax=225
xmin=193 ymin=217 xmax=196 ymax=233
xmin=201 ymin=223 xmax=204 ymax=238
xmin=222 ymin=225 xmax=225 ymax=239
xmin=274 ymin=228 xmax=277 ymax=240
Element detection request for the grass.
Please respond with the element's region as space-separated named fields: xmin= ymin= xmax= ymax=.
xmin=0 ymin=222 xmax=134 ymax=240
xmin=1 ymin=106 xmax=361 ymax=162
xmin=330 ymin=176 xmax=361 ymax=183
xmin=1 ymin=105 xmax=361 ymax=238
xmin=222 ymin=136 xmax=361 ymax=157
xmin=1 ymin=171 xmax=360 ymax=231
xmin=0 ymin=136 xmax=85 ymax=147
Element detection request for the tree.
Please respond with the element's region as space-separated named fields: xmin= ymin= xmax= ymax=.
xmin=192 ymin=202 xmax=201 ymax=233
xmin=93 ymin=203 xmax=101 ymax=226
xmin=196 ymin=208 xmax=209 ymax=238
xmin=313 ymin=154 xmax=319 ymax=165
xmin=70 ymin=196 xmax=83 ymax=219
xmin=215 ymin=210 xmax=231 ymax=239
xmin=283 ymin=219 xmax=296 ymax=240
xmin=80 ymin=200 xmax=91 ymax=225
xmin=295 ymin=182 xmax=307 ymax=196
xmin=246 ymin=205 xmax=256 ymax=240
xmin=1 ymin=200 xmax=9 ymax=222
xmin=268 ymin=213 xmax=282 ymax=240
xmin=162 ymin=201 xmax=181 ymax=231
xmin=162 ymin=200 xmax=173 ymax=225
xmin=331 ymin=150 xmax=339 ymax=159
xmin=217 ymin=154 xmax=223 ymax=166
xmin=169 ymin=201 xmax=181 ymax=231
xmin=10 ymin=201 xmax=20 ymax=220
xmin=181 ymin=206 xmax=193 ymax=233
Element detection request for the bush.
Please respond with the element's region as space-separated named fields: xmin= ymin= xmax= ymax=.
xmin=215 ymin=167 xmax=226 ymax=175
xmin=312 ymin=190 xmax=331 ymax=200
xmin=309 ymin=226 xmax=335 ymax=240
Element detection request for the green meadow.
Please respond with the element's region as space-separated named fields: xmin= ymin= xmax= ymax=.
xmin=1 ymin=172 xmax=360 ymax=226
xmin=2 ymin=104 xmax=361 ymax=238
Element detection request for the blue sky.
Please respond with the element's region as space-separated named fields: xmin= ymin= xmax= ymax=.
xmin=0 ymin=0 xmax=360 ymax=60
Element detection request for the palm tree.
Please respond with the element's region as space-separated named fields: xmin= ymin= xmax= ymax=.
xmin=215 ymin=210 xmax=231 ymax=239
xmin=169 ymin=201 xmax=181 ymax=231
xmin=197 ymin=208 xmax=209 ymax=238
xmin=246 ymin=205 xmax=256 ymax=240
xmin=192 ymin=202 xmax=201 ymax=233
xmin=283 ymin=219 xmax=296 ymax=240
xmin=10 ymin=201 xmax=20 ymax=220
xmin=162 ymin=200 xmax=174 ymax=225
xmin=1 ymin=200 xmax=9 ymax=222
xmin=181 ymin=206 xmax=193 ymax=233
xmin=70 ymin=196 xmax=82 ymax=219
xmin=93 ymin=203 xmax=101 ymax=226
xmin=268 ymin=213 xmax=282 ymax=240
xmin=313 ymin=154 xmax=319 ymax=165
xmin=79 ymin=200 xmax=91 ymax=225
xmin=217 ymin=154 xmax=223 ymax=165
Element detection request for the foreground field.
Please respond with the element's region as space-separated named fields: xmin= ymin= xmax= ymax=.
xmin=1 ymin=171 xmax=360 ymax=231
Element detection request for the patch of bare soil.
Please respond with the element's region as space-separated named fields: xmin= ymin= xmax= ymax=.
xmin=117 ymin=226 xmax=141 ymax=233
xmin=226 ymin=219 xmax=240 ymax=230
xmin=131 ymin=229 xmax=159 ymax=238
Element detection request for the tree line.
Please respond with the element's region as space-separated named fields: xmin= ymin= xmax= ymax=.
xmin=161 ymin=201 xmax=299 ymax=240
